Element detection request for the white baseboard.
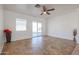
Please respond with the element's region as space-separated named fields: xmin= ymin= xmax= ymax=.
xmin=47 ymin=34 xmax=73 ymax=41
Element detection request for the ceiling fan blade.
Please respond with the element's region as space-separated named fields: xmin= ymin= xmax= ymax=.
xmin=40 ymin=13 xmax=43 ymax=15
xmin=47 ymin=8 xmax=55 ymax=11
xmin=46 ymin=12 xmax=50 ymax=15
xmin=43 ymin=6 xmax=47 ymax=11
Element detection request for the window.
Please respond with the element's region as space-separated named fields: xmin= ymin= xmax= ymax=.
xmin=16 ymin=18 xmax=26 ymax=31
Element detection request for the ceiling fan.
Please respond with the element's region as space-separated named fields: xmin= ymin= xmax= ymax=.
xmin=40 ymin=6 xmax=55 ymax=15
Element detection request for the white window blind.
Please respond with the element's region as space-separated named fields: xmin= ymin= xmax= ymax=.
xmin=16 ymin=18 xmax=26 ymax=31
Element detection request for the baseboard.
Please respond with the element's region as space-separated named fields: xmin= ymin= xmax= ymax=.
xmin=19 ymin=35 xmax=46 ymax=40
xmin=47 ymin=35 xmax=73 ymax=40
xmin=49 ymin=35 xmax=79 ymax=44
xmin=10 ymin=35 xmax=47 ymax=42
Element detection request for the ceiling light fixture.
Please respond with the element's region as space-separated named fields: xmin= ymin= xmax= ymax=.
xmin=43 ymin=12 xmax=46 ymax=14
xmin=35 ymin=4 xmax=40 ymax=8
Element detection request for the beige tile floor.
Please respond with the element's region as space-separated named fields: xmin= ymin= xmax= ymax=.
xmin=72 ymin=44 xmax=79 ymax=55
xmin=1 ymin=36 xmax=77 ymax=55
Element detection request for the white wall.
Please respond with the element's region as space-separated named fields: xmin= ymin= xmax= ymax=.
xmin=0 ymin=5 xmax=4 ymax=53
xmin=47 ymin=10 xmax=79 ymax=43
xmin=4 ymin=10 xmax=47 ymax=41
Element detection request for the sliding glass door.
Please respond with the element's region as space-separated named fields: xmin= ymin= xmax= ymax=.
xmin=38 ymin=22 xmax=42 ymax=36
xmin=32 ymin=21 xmax=42 ymax=37
xmin=32 ymin=21 xmax=38 ymax=37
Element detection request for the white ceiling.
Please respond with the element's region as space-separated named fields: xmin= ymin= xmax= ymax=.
xmin=3 ymin=4 xmax=79 ymax=19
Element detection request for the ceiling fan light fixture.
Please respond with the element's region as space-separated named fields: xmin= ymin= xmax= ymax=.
xmin=40 ymin=5 xmax=55 ymax=15
xmin=43 ymin=12 xmax=46 ymax=14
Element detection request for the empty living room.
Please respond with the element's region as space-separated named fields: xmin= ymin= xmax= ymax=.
xmin=0 ymin=4 xmax=79 ymax=55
